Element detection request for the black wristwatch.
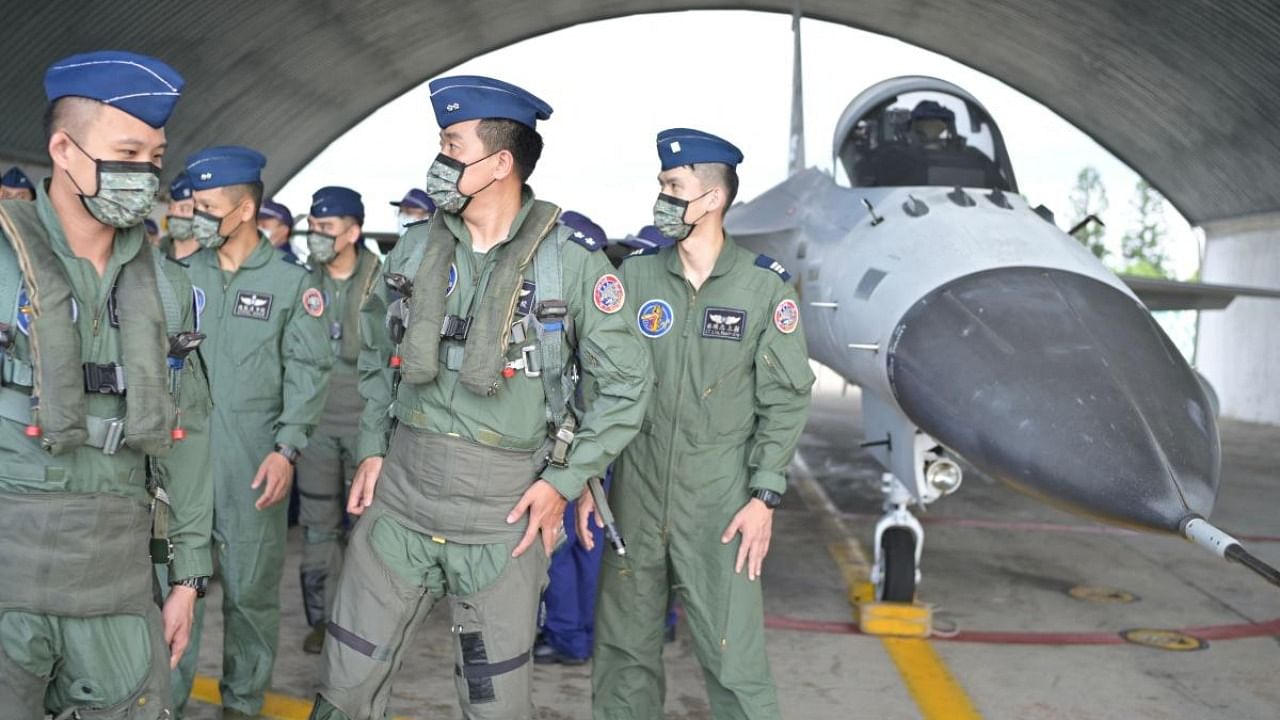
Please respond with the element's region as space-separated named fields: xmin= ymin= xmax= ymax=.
xmin=170 ymin=575 xmax=210 ymax=598
xmin=274 ymin=443 xmax=300 ymax=465
xmin=750 ymin=488 xmax=782 ymax=509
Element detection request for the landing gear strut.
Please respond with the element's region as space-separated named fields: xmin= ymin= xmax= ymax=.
xmin=870 ymin=473 xmax=924 ymax=602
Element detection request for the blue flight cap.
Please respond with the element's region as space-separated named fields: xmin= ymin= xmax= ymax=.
xmin=428 ymin=75 xmax=552 ymax=130
xmin=620 ymin=225 xmax=672 ymax=250
xmin=390 ymin=188 xmax=435 ymax=214
xmin=168 ymin=171 xmax=192 ymax=201
xmin=185 ymin=146 xmax=266 ymax=191
xmin=656 ymin=128 xmax=744 ymax=171
xmin=144 ymin=218 xmax=159 ymax=234
xmin=911 ymin=100 xmax=955 ymax=123
xmin=310 ymin=186 xmax=364 ymax=221
xmin=1 ymin=167 xmax=33 ymax=190
xmin=259 ymin=199 xmax=293 ymax=225
xmin=44 ymin=50 xmax=184 ymax=129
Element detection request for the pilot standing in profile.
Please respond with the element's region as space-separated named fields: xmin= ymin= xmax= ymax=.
xmin=172 ymin=145 xmax=333 ymax=719
xmin=587 ymin=129 xmax=815 ymax=720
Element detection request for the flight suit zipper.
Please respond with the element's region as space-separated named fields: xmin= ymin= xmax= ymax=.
xmin=661 ymin=281 xmax=698 ymax=543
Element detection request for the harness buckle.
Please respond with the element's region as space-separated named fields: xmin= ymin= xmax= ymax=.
xmin=535 ymin=300 xmax=568 ymax=333
xmin=83 ymin=362 xmax=126 ymax=395
xmin=440 ymin=314 xmax=472 ymax=341
xmin=521 ymin=345 xmax=541 ymax=378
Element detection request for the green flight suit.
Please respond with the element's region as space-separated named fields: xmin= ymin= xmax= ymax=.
xmin=174 ymin=235 xmax=333 ymax=717
xmin=313 ymin=191 xmax=651 ymax=720
xmin=297 ymin=246 xmax=382 ymax=630
xmin=0 ymin=186 xmax=213 ymax=719
xmin=593 ymin=237 xmax=815 ymax=720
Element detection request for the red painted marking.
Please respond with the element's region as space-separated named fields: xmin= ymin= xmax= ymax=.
xmin=760 ymin=613 xmax=1280 ymax=645
xmin=842 ymin=513 xmax=1280 ymax=544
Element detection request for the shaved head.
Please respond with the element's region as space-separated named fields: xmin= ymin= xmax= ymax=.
xmin=691 ymin=163 xmax=739 ymax=213
xmin=43 ymin=97 xmax=101 ymax=142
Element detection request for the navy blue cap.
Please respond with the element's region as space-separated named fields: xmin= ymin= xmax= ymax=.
xmin=259 ymin=199 xmax=293 ymax=224
xmin=620 ymin=225 xmax=672 ymax=250
xmin=911 ymin=100 xmax=954 ymax=122
xmin=310 ymin=186 xmax=364 ymax=220
xmin=168 ymin=171 xmax=192 ymax=201
xmin=1 ymin=167 xmax=33 ymax=190
xmin=656 ymin=128 xmax=744 ymax=171
xmin=144 ymin=218 xmax=159 ymax=234
xmin=44 ymin=50 xmax=184 ymax=129
xmin=185 ymin=146 xmax=266 ymax=190
xmin=429 ymin=75 xmax=552 ymax=130
xmin=390 ymin=188 xmax=434 ymax=213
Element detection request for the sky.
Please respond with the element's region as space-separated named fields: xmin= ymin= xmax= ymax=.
xmin=278 ymin=10 xmax=1202 ymax=282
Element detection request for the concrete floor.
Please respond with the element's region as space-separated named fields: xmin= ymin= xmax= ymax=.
xmin=183 ymin=375 xmax=1280 ymax=719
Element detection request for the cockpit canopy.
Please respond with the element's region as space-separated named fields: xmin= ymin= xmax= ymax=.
xmin=833 ymin=77 xmax=1017 ymax=193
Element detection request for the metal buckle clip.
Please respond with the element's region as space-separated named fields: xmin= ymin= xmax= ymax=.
xmin=440 ymin=315 xmax=472 ymax=341
xmin=101 ymin=417 xmax=126 ymax=455
xmin=521 ymin=345 xmax=541 ymax=378
xmin=535 ymin=300 xmax=568 ymax=333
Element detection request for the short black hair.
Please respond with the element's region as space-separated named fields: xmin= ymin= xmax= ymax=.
xmin=691 ymin=163 xmax=740 ymax=212
xmin=227 ymin=181 xmax=264 ymax=215
xmin=476 ymin=118 xmax=544 ymax=183
xmin=43 ymin=97 xmax=100 ymax=142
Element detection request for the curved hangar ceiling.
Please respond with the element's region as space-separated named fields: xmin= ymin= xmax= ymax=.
xmin=2 ymin=1 xmax=1278 ymax=225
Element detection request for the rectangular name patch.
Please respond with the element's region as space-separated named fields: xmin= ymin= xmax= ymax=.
xmin=233 ymin=290 xmax=274 ymax=321
xmin=701 ymin=307 xmax=746 ymax=341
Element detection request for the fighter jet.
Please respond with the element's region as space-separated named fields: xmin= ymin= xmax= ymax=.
xmin=727 ymin=14 xmax=1280 ymax=601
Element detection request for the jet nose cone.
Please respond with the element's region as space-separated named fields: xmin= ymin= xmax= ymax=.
xmin=888 ymin=267 xmax=1219 ymax=531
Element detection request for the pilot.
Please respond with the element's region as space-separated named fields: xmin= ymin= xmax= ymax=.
xmin=172 ymin=145 xmax=333 ymax=719
xmin=390 ymin=187 xmax=435 ymax=235
xmin=295 ymin=186 xmax=382 ymax=655
xmin=0 ymin=49 xmax=213 ymax=719
xmin=0 ymin=166 xmax=35 ymax=200
xmin=163 ymin=171 xmax=199 ymax=259
xmin=908 ymin=99 xmax=957 ymax=150
xmin=310 ymin=74 xmax=651 ymax=720
xmin=259 ymin=197 xmax=298 ymax=261
xmin=587 ymin=129 xmax=815 ymax=720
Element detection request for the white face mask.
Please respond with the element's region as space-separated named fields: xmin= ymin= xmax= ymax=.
xmin=397 ymin=212 xmax=414 ymax=236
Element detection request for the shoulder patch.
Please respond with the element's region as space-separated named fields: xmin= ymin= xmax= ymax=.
xmin=281 ymin=254 xmax=313 ymax=272
xmin=302 ymin=287 xmax=325 ymax=317
xmin=559 ymin=210 xmax=605 ymax=252
xmin=754 ymin=254 xmax=792 ymax=282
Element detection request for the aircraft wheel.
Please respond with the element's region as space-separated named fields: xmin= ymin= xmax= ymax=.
xmin=879 ymin=527 xmax=916 ymax=602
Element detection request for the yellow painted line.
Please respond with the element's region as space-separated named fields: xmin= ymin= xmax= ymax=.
xmin=190 ymin=675 xmax=412 ymax=720
xmin=791 ymin=452 xmax=984 ymax=720
xmin=882 ymin=637 xmax=983 ymax=719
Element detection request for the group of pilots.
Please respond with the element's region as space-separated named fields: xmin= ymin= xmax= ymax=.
xmin=0 ymin=49 xmax=814 ymax=720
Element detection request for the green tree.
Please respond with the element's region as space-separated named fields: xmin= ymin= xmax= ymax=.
xmin=1069 ymin=166 xmax=1108 ymax=259
xmin=1121 ymin=179 xmax=1171 ymax=278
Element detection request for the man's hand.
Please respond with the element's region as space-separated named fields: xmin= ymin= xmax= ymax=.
xmin=162 ymin=585 xmax=197 ymax=669
xmin=348 ymin=456 xmax=384 ymax=515
xmin=507 ymin=479 xmax=567 ymax=558
xmin=252 ymin=452 xmax=295 ymax=510
xmin=721 ymin=498 xmax=775 ymax=581
xmin=576 ymin=490 xmax=598 ymax=551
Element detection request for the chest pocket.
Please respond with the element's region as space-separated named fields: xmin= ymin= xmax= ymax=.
xmin=229 ymin=290 xmax=285 ymax=367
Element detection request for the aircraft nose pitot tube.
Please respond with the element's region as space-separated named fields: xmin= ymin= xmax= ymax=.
xmin=886 ymin=266 xmax=1219 ymax=531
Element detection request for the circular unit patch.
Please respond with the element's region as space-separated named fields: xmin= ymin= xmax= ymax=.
xmin=593 ymin=273 xmax=625 ymax=314
xmin=302 ymin=287 xmax=325 ymax=317
xmin=446 ymin=263 xmax=458 ymax=297
xmin=773 ymin=298 xmax=799 ymax=334
xmin=637 ymin=299 xmax=674 ymax=339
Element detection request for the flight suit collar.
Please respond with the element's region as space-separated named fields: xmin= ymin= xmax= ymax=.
xmin=35 ymin=179 xmax=145 ymax=266
xmin=664 ymin=231 xmax=740 ymax=282
xmin=198 ymin=231 xmax=276 ymax=271
xmin=439 ymin=185 xmax=537 ymax=251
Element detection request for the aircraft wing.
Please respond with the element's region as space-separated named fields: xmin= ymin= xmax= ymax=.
xmin=1120 ymin=275 xmax=1280 ymax=311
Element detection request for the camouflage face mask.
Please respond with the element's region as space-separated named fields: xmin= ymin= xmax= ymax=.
xmin=166 ymin=215 xmax=194 ymax=241
xmin=424 ymin=151 xmax=498 ymax=215
xmin=307 ymin=231 xmax=338 ymax=264
xmin=191 ymin=209 xmax=238 ymax=250
xmin=653 ymin=190 xmax=711 ymax=242
xmin=65 ymin=136 xmax=160 ymax=230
